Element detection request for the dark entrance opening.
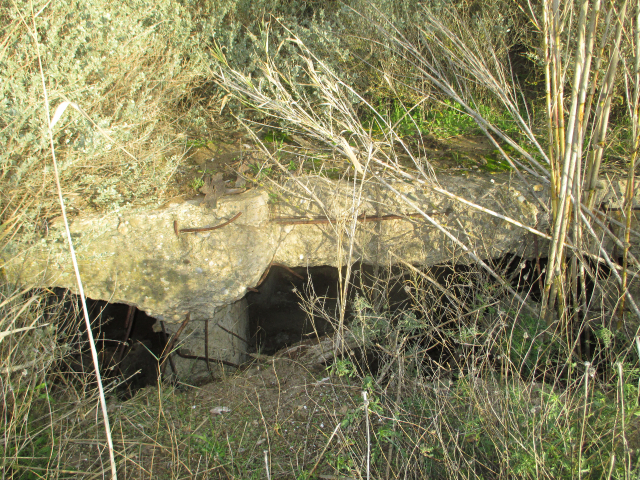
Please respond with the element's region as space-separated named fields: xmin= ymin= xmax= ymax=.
xmin=244 ymin=258 xmax=552 ymax=378
xmin=48 ymin=290 xmax=166 ymax=396
xmin=247 ymin=265 xmax=339 ymax=355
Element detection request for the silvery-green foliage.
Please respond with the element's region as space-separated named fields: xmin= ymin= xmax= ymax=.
xmin=0 ymin=0 xmax=526 ymax=225
xmin=0 ymin=0 xmax=353 ymax=213
xmin=192 ymin=0 xmax=522 ymax=120
xmin=1 ymin=0 xmax=205 ymax=196
xmin=189 ymin=0 xmax=383 ymax=112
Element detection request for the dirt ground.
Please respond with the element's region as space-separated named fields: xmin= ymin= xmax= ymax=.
xmin=62 ymin=352 xmax=371 ymax=479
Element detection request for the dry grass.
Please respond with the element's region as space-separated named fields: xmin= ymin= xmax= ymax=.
xmin=3 ymin=0 xmax=640 ymax=478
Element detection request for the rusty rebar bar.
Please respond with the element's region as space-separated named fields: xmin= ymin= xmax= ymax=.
xmin=271 ymin=262 xmax=305 ymax=280
xmin=204 ymin=318 xmax=215 ymax=380
xmin=175 ymin=350 xmax=239 ymax=369
xmin=270 ymin=211 xmax=446 ymax=225
xmin=115 ymin=305 xmax=136 ymax=364
xmin=217 ymin=323 xmax=250 ymax=345
xmin=175 ymin=212 xmax=242 ymax=234
xmin=160 ymin=312 xmax=191 ymax=376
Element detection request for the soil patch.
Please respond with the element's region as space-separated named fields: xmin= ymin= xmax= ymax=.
xmin=82 ymin=357 xmax=367 ymax=479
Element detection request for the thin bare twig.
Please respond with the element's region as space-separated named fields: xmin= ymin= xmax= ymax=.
xmin=28 ymin=7 xmax=118 ymax=477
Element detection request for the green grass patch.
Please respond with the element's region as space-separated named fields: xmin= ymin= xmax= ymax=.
xmin=364 ymin=98 xmax=520 ymax=139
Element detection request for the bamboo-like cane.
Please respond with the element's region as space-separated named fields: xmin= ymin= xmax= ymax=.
xmin=618 ymin=0 xmax=640 ymax=328
xmin=584 ymin=0 xmax=630 ymax=209
xmin=541 ymin=0 xmax=582 ymax=324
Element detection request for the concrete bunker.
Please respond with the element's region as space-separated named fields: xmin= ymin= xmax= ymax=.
xmin=51 ymin=250 xmax=618 ymax=392
xmin=8 ymin=175 xmax=637 ymax=383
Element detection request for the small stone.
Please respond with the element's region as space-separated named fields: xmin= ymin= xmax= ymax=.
xmin=294 ymin=406 xmax=309 ymax=421
xmin=210 ymin=406 xmax=230 ymax=415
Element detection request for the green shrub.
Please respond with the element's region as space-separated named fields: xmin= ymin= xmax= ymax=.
xmin=1 ymin=0 xmax=213 ymax=241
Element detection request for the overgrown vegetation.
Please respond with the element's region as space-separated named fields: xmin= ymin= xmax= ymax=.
xmin=2 ymin=0 xmax=640 ymax=478
xmin=328 ymin=268 xmax=640 ymax=478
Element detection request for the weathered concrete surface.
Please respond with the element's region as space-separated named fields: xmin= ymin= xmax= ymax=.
xmin=160 ymin=298 xmax=249 ymax=382
xmin=270 ymin=174 xmax=546 ymax=266
xmin=3 ymin=173 xmax=636 ymax=326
